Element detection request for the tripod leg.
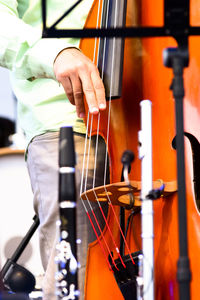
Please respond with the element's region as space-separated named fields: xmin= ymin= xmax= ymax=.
xmin=0 ymin=215 xmax=40 ymax=294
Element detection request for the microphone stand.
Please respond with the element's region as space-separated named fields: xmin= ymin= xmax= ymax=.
xmin=162 ymin=2 xmax=191 ymax=299
xmin=163 ymin=46 xmax=191 ymax=300
xmin=139 ymin=100 xmax=153 ymax=300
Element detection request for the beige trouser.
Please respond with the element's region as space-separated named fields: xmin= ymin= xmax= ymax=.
xmin=26 ymin=131 xmax=108 ymax=299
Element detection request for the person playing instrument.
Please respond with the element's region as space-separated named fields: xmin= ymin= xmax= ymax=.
xmin=0 ymin=1 xmax=107 ymax=299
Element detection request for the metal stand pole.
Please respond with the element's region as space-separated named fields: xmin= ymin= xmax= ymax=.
xmin=163 ymin=47 xmax=191 ymax=300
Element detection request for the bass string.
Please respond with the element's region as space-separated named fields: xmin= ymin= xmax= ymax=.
xmin=80 ymin=0 xmax=130 ymax=268
xmin=79 ymin=0 xmax=115 ymax=269
xmin=79 ymin=0 xmax=122 ymax=270
xmin=84 ymin=111 xmax=120 ymax=269
xmin=79 ymin=0 xmax=101 ymax=198
xmin=80 ymin=0 xmax=135 ymax=269
xmin=90 ymin=0 xmax=127 ymax=268
xmin=79 ymin=0 xmax=120 ymax=269
xmin=97 ymin=0 xmax=135 ymax=266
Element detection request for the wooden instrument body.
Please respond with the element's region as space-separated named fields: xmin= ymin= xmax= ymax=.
xmin=80 ymin=0 xmax=200 ymax=299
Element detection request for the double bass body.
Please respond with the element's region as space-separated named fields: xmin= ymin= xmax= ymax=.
xmin=80 ymin=0 xmax=200 ymax=299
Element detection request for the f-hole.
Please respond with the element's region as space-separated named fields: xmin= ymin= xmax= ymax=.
xmin=172 ymin=132 xmax=200 ymax=211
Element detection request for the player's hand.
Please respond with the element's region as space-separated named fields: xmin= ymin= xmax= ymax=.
xmin=53 ymin=48 xmax=106 ymax=118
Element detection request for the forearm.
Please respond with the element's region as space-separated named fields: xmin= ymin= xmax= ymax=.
xmin=0 ymin=1 xmax=77 ymax=80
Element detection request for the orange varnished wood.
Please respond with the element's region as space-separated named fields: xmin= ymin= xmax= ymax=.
xmin=80 ymin=0 xmax=200 ymax=299
xmin=80 ymin=1 xmax=142 ymax=299
xmin=141 ymin=0 xmax=200 ymax=299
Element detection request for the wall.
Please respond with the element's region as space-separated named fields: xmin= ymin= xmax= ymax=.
xmin=0 ymin=67 xmax=16 ymax=122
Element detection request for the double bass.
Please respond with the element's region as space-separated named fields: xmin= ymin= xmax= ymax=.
xmin=79 ymin=0 xmax=200 ymax=299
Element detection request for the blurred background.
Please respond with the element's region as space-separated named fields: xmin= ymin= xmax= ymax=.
xmin=0 ymin=66 xmax=44 ymax=290
xmin=0 ymin=67 xmax=15 ymax=121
